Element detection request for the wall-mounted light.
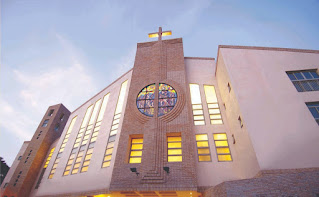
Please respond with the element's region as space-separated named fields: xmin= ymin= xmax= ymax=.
xmin=163 ymin=167 xmax=170 ymax=174
xmin=130 ymin=168 xmax=139 ymax=176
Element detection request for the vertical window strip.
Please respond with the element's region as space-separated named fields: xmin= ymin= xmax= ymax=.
xmin=68 ymin=98 xmax=103 ymax=175
xmin=80 ymin=94 xmax=110 ymax=173
xmin=35 ymin=147 xmax=55 ymax=189
xmin=195 ymin=134 xmax=211 ymax=162
xmin=129 ymin=138 xmax=143 ymax=163
xmin=213 ymin=133 xmax=232 ymax=162
xmin=167 ymin=135 xmax=182 ymax=162
xmin=189 ymin=84 xmax=205 ymax=125
xmin=204 ymin=85 xmax=223 ymax=125
xmin=102 ymin=81 xmax=128 ymax=168
xmin=48 ymin=116 xmax=77 ymax=179
xmin=63 ymin=104 xmax=94 ymax=176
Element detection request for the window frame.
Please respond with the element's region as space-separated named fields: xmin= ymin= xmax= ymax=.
xmin=286 ymin=69 xmax=319 ymax=92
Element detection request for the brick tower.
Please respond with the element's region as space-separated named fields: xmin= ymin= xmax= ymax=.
xmin=1 ymin=104 xmax=70 ymax=197
xmin=110 ymin=28 xmax=198 ymax=193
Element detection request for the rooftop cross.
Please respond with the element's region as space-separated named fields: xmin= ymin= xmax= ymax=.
xmin=148 ymin=27 xmax=172 ymax=41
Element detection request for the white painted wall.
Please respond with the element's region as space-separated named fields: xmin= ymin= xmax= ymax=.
xmin=184 ymin=58 xmax=259 ymax=187
xmin=218 ymin=47 xmax=319 ymax=170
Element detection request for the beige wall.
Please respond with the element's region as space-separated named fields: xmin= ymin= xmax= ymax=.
xmin=32 ymin=70 xmax=132 ymax=196
xmin=217 ymin=47 xmax=319 ymax=170
xmin=185 ymin=57 xmax=259 ymax=187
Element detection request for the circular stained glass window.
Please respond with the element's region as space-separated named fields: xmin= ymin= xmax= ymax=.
xmin=136 ymin=83 xmax=177 ymax=117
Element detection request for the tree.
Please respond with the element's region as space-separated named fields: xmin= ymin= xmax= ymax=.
xmin=0 ymin=157 xmax=10 ymax=185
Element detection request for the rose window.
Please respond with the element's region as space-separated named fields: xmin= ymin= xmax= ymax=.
xmin=136 ymin=83 xmax=177 ymax=117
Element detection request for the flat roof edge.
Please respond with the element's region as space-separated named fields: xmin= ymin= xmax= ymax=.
xmin=185 ymin=57 xmax=215 ymax=60
xmin=218 ymin=45 xmax=319 ymax=54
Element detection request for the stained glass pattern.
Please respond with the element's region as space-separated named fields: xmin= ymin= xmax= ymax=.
xmin=136 ymin=83 xmax=177 ymax=117
xmin=137 ymin=84 xmax=156 ymax=116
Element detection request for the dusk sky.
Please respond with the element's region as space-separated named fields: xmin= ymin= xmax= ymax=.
xmin=1 ymin=0 xmax=319 ymax=166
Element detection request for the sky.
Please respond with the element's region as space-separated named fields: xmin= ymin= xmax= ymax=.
xmin=1 ymin=0 xmax=319 ymax=166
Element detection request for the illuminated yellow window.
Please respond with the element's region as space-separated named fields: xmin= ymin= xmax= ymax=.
xmin=63 ymin=171 xmax=70 ymax=176
xmin=195 ymin=134 xmax=211 ymax=162
xmin=83 ymin=160 xmax=90 ymax=166
xmin=213 ymin=133 xmax=232 ymax=162
xmin=129 ymin=137 xmax=143 ymax=164
xmin=43 ymin=147 xmax=55 ymax=168
xmin=102 ymin=161 xmax=110 ymax=168
xmin=81 ymin=166 xmax=89 ymax=172
xmin=204 ymin=85 xmax=223 ymax=125
xmin=167 ymin=135 xmax=182 ymax=162
xmin=189 ymin=84 xmax=205 ymax=125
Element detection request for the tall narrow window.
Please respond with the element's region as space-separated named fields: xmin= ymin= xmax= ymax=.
xmin=49 ymin=116 xmax=77 ymax=179
xmin=36 ymin=147 xmax=55 ymax=188
xmin=204 ymin=85 xmax=223 ymax=125
xmin=42 ymin=119 xmax=49 ymax=127
xmin=195 ymin=134 xmax=211 ymax=162
xmin=102 ymin=80 xmax=128 ymax=168
xmin=213 ymin=133 xmax=232 ymax=162
xmin=129 ymin=137 xmax=143 ymax=163
xmin=189 ymin=84 xmax=205 ymax=125
xmin=48 ymin=109 xmax=54 ymax=116
xmin=67 ymin=98 xmax=103 ymax=175
xmin=167 ymin=135 xmax=182 ymax=162
xmin=287 ymin=70 xmax=319 ymax=92
xmin=306 ymin=102 xmax=319 ymax=125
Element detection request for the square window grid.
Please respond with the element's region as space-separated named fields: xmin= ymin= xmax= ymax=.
xmin=287 ymin=70 xmax=319 ymax=92
xmin=213 ymin=133 xmax=232 ymax=162
xmin=306 ymin=102 xmax=319 ymax=125
xmin=129 ymin=138 xmax=143 ymax=163
xmin=195 ymin=134 xmax=211 ymax=162
xmin=167 ymin=136 xmax=182 ymax=162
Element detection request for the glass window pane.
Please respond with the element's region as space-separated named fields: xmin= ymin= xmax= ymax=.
xmin=218 ymin=154 xmax=232 ymax=161
xmin=208 ymin=103 xmax=219 ymax=108
xmin=303 ymin=71 xmax=313 ymax=79
xmin=63 ymin=171 xmax=69 ymax=176
xmin=72 ymin=169 xmax=79 ymax=174
xmin=102 ymin=161 xmax=110 ymax=168
xmin=105 ymin=148 xmax=113 ymax=155
xmin=198 ymin=148 xmax=210 ymax=154
xmin=294 ymin=72 xmax=304 ymax=80
xmin=211 ymin=119 xmax=223 ymax=124
xmin=167 ymin=137 xmax=181 ymax=142
xmin=83 ymin=161 xmax=90 ymax=166
xmin=311 ymin=71 xmax=319 ymax=78
xmin=168 ymin=142 xmax=182 ymax=148
xmin=130 ymin=151 xmax=142 ymax=157
xmin=189 ymin=84 xmax=202 ymax=104
xmin=197 ymin=141 xmax=209 ymax=147
xmin=301 ymin=81 xmax=312 ymax=91
xmin=199 ymin=155 xmax=211 ymax=161
xmin=309 ymin=107 xmax=319 ymax=118
xmin=216 ymin=148 xmax=230 ymax=154
xmin=168 ymin=149 xmax=182 ymax=155
xmin=194 ymin=120 xmax=205 ymax=125
xmin=193 ymin=110 xmax=204 ymax=115
xmin=287 ymin=73 xmax=296 ymax=80
xmin=210 ymin=114 xmax=222 ymax=119
xmin=129 ymin=157 xmax=141 ymax=163
xmin=213 ymin=133 xmax=227 ymax=140
xmin=89 ymin=99 xmax=102 ymax=125
xmin=115 ymin=80 xmax=128 ymax=115
xmin=204 ymin=85 xmax=218 ymax=103
xmin=192 ymin=104 xmax=202 ymax=110
xmin=131 ymin=144 xmax=143 ymax=150
xmin=196 ymin=134 xmax=208 ymax=141
xmin=215 ymin=140 xmax=229 ymax=147
xmin=104 ymin=155 xmax=112 ymax=161
xmin=194 ymin=115 xmax=204 ymax=120
xmin=97 ymin=94 xmax=110 ymax=122
xmin=293 ymin=81 xmax=304 ymax=92
xmin=132 ymin=138 xmax=143 ymax=143
xmin=81 ymin=105 xmax=94 ymax=128
xmin=209 ymin=109 xmax=220 ymax=114
xmin=168 ymin=156 xmax=182 ymax=162
xmin=81 ymin=166 xmax=89 ymax=172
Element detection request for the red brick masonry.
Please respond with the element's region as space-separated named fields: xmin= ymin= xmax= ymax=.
xmin=202 ymin=168 xmax=319 ymax=197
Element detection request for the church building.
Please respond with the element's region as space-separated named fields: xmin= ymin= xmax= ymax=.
xmin=1 ymin=28 xmax=319 ymax=197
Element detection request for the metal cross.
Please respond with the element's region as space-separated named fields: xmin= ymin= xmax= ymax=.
xmin=148 ymin=27 xmax=172 ymax=41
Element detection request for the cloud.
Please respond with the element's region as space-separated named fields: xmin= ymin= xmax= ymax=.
xmin=111 ymin=46 xmax=136 ymax=79
xmin=0 ymin=34 xmax=97 ymax=142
